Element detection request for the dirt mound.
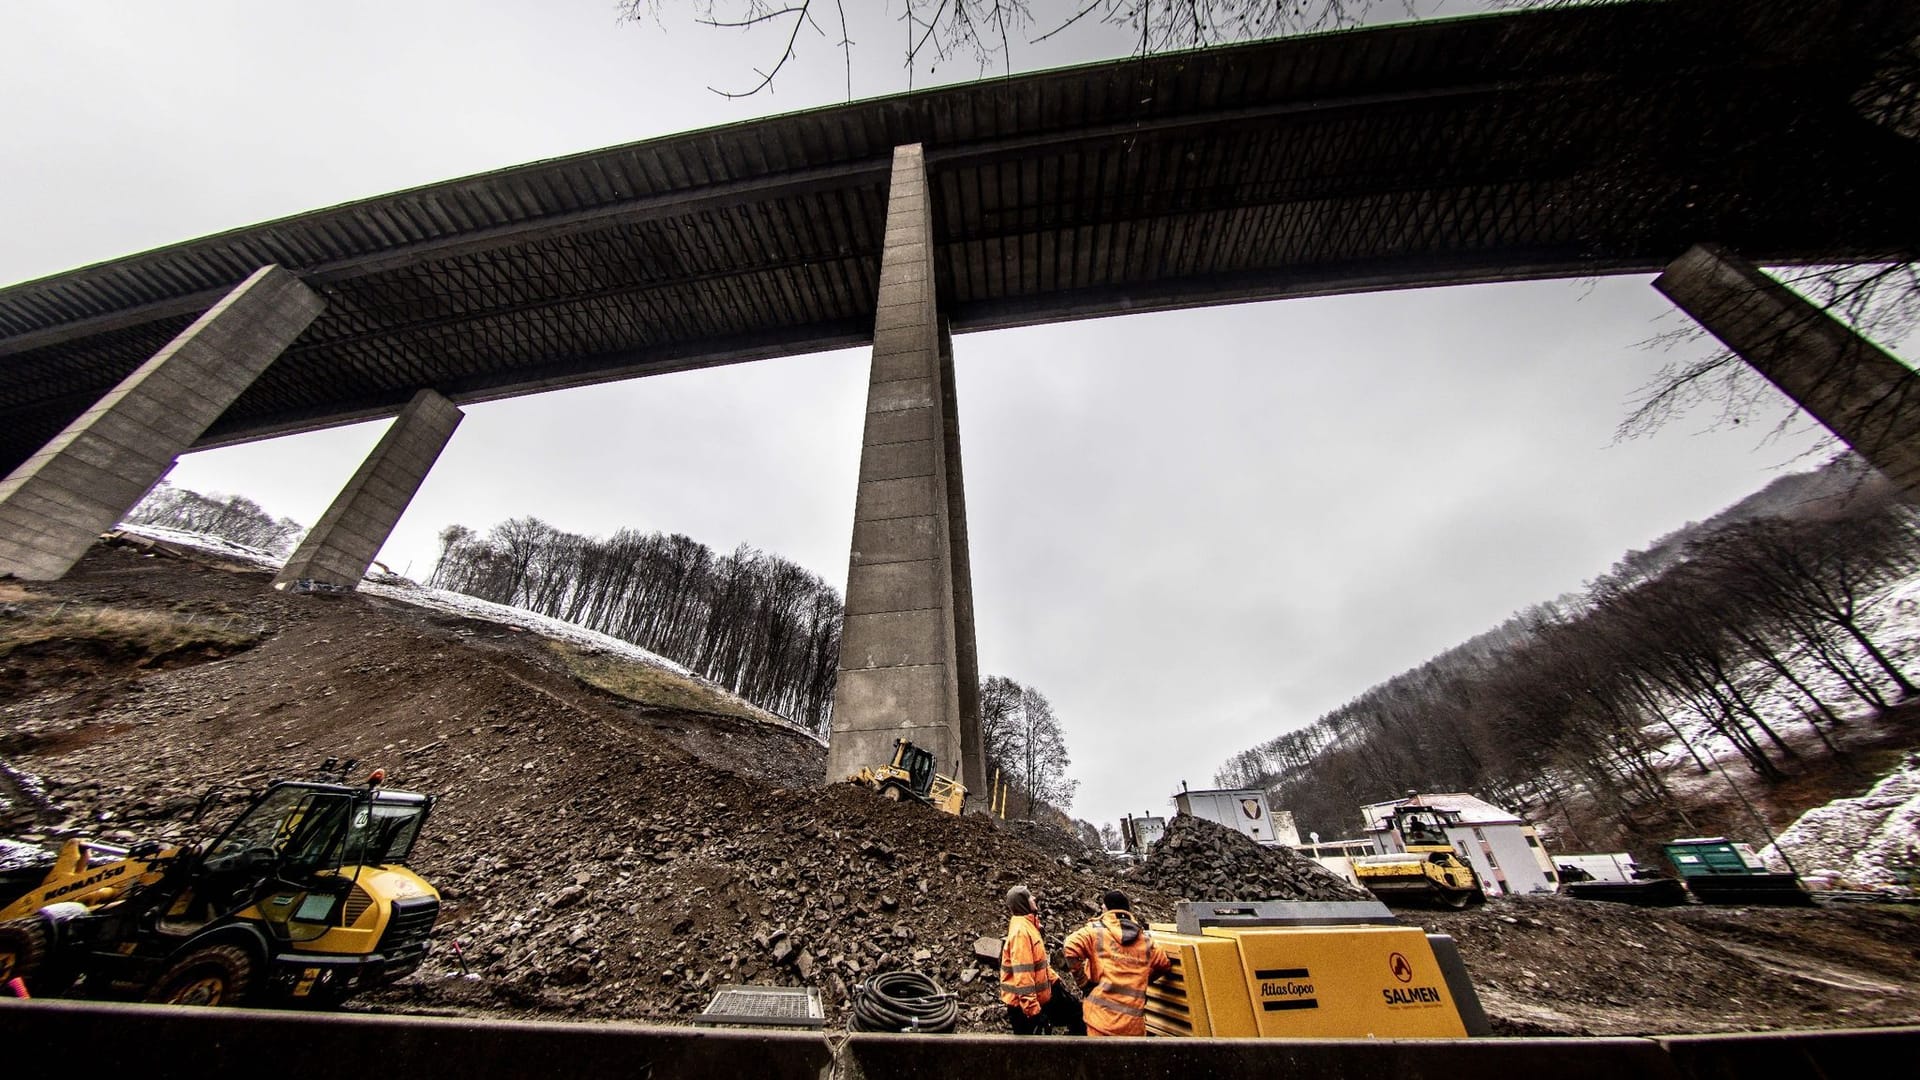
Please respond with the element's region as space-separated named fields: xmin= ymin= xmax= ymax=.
xmin=1132 ymin=814 xmax=1373 ymax=903
xmin=0 ymin=544 xmax=1171 ymax=1030
xmin=1414 ymin=895 xmax=1920 ymax=1036
xmin=995 ymin=817 xmax=1101 ymax=868
xmin=5 ymin=541 xmax=1920 ymax=1036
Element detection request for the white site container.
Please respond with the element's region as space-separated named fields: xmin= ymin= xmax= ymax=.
xmin=1173 ymin=789 xmax=1299 ymax=847
xmin=1552 ymin=852 xmax=1642 ymax=884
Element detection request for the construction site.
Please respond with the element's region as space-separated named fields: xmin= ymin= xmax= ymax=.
xmin=3 ymin=540 xmax=1918 ymax=1075
xmin=3 ymin=0 xmax=1919 ymax=1073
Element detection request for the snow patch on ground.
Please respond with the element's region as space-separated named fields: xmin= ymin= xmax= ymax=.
xmin=355 ymin=578 xmax=694 ymax=677
xmin=116 ymin=523 xmax=284 ymax=568
xmin=110 ymin=523 xmax=823 ymax=744
xmin=1762 ymin=753 xmax=1920 ymax=891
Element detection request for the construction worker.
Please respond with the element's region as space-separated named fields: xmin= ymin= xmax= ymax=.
xmin=1062 ymin=889 xmax=1171 ymax=1037
xmin=998 ymin=885 xmax=1085 ymax=1035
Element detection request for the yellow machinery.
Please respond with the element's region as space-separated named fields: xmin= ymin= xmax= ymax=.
xmin=1350 ymin=802 xmax=1486 ymax=909
xmin=1144 ymin=900 xmax=1491 ymax=1038
xmin=0 ymin=760 xmax=439 ymax=1006
xmin=848 ymin=738 xmax=966 ymax=814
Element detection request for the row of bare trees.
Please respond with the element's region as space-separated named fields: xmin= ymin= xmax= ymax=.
xmin=1216 ymin=456 xmax=1920 ymax=843
xmin=431 ymin=521 xmax=1091 ymax=814
xmin=432 ymin=517 xmax=842 ymax=732
xmin=124 ymin=480 xmax=306 ymax=555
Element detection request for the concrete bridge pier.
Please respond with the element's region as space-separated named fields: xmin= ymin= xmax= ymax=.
xmin=1655 ymin=244 xmax=1920 ymax=496
xmin=274 ymin=388 xmax=465 ymax=591
xmin=825 ymin=143 xmax=986 ymax=802
xmin=0 ymin=265 xmax=322 ymax=580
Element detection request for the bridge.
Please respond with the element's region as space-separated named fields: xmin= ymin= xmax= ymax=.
xmin=2 ymin=0 xmax=1917 ymax=794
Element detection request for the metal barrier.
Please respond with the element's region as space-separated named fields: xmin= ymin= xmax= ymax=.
xmin=843 ymin=1033 xmax=1685 ymax=1080
xmin=4 ymin=999 xmax=1916 ymax=1079
xmin=0 ymin=999 xmax=833 ymax=1080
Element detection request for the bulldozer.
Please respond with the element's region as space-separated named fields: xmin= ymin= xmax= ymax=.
xmin=0 ymin=759 xmax=440 ymax=1007
xmin=1349 ymin=802 xmax=1486 ymax=909
xmin=847 ymin=738 xmax=967 ymax=814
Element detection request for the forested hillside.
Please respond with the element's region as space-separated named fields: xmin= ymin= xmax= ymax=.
xmin=1216 ymin=454 xmax=1920 ymax=848
xmin=431 ymin=519 xmax=843 ymax=732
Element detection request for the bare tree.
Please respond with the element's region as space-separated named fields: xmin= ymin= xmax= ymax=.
xmin=978 ymin=673 xmax=1078 ymax=816
xmin=1622 ymin=263 xmax=1920 ymax=445
xmin=619 ymin=0 xmax=1424 ymax=99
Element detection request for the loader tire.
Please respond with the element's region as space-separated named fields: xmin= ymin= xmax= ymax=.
xmin=145 ymin=944 xmax=255 ymax=1007
xmin=0 ymin=917 xmax=50 ymax=986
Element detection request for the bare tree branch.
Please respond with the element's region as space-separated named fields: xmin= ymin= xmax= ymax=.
xmin=834 ymin=0 xmax=853 ymax=99
xmin=695 ymin=5 xmax=809 ymax=29
xmin=1030 ymin=0 xmax=1102 ymax=45
xmin=707 ymin=0 xmax=815 ymax=98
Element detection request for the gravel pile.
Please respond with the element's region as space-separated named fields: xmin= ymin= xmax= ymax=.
xmin=1130 ymin=814 xmax=1373 ymax=903
xmin=0 ymin=546 xmax=1176 ymax=1030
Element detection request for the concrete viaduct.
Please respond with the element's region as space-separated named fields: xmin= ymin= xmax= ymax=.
xmin=1 ymin=0 xmax=1915 ymax=800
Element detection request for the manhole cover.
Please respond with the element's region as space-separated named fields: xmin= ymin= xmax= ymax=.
xmin=695 ymin=985 xmax=825 ymax=1028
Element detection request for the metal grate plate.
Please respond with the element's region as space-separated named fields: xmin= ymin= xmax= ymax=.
xmin=695 ymin=985 xmax=825 ymax=1028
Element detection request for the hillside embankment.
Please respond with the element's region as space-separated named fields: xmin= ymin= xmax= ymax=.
xmin=4 ymin=540 xmax=1919 ymax=1035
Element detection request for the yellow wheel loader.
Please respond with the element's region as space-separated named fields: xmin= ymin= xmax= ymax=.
xmin=0 ymin=760 xmax=439 ymax=1007
xmin=1350 ymin=804 xmax=1486 ymax=909
xmin=847 ymin=738 xmax=967 ymax=815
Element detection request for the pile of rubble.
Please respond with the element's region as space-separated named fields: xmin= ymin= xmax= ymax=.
xmin=1129 ymin=814 xmax=1372 ymax=903
xmin=407 ymin=774 xmax=1175 ymax=1028
xmin=0 ymin=548 xmax=1175 ymax=1031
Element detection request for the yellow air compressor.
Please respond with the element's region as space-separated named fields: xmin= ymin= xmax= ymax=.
xmin=1144 ymin=900 xmax=1491 ymax=1038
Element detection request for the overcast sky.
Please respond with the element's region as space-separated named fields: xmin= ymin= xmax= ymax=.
xmin=4 ymin=1 xmax=1897 ymax=834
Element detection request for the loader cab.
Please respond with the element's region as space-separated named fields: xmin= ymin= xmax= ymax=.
xmin=890 ymin=740 xmax=936 ymax=799
xmin=199 ymin=781 xmax=433 ymax=882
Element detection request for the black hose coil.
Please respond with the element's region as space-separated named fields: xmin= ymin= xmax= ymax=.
xmin=848 ymin=970 xmax=958 ymax=1033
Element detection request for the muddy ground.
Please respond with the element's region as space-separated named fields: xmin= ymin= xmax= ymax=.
xmin=4 ymin=542 xmax=1919 ymax=1036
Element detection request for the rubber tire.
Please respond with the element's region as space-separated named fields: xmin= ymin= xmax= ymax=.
xmin=144 ymin=944 xmax=255 ymax=1007
xmin=0 ymin=917 xmax=50 ymax=987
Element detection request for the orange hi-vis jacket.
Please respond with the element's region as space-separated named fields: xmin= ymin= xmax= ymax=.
xmin=999 ymin=913 xmax=1054 ymax=1016
xmin=1062 ymin=909 xmax=1171 ymax=1036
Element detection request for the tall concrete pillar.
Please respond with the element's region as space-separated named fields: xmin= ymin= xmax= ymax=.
xmin=274 ymin=389 xmax=464 ymax=590
xmin=826 ymin=144 xmax=986 ymax=800
xmin=0 ymin=265 xmax=322 ymax=580
xmin=1655 ymin=244 xmax=1920 ymax=496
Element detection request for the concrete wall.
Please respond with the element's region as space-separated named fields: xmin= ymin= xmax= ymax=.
xmin=0 ymin=266 xmax=321 ymax=580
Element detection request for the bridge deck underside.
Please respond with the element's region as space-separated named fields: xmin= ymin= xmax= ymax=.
xmin=0 ymin=0 xmax=1913 ymax=473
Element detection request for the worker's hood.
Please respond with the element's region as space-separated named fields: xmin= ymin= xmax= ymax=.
xmin=1098 ymin=909 xmax=1144 ymax=946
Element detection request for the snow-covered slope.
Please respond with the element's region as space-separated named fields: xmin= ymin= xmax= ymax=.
xmin=110 ymin=524 xmax=822 ymax=744
xmin=1762 ymin=754 xmax=1920 ymax=891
